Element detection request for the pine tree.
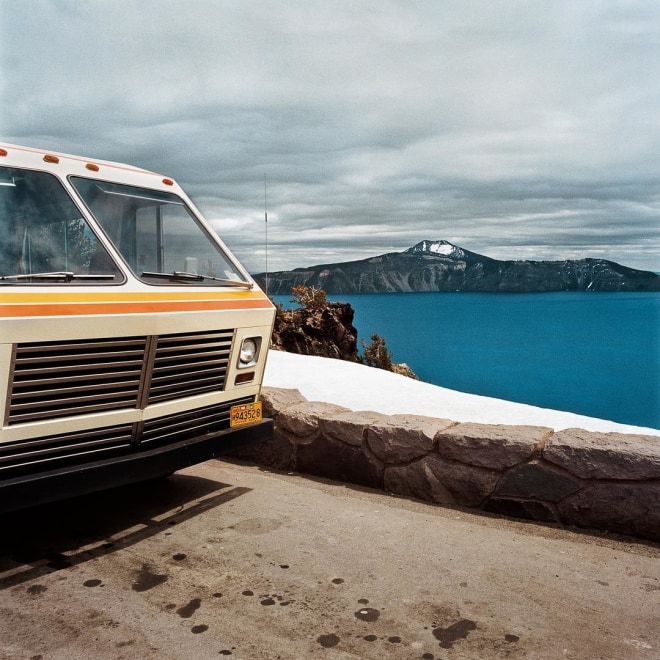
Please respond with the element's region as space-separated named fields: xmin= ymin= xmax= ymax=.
xmin=361 ymin=333 xmax=393 ymax=371
xmin=290 ymin=284 xmax=327 ymax=309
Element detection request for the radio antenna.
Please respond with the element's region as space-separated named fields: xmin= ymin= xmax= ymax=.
xmin=264 ymin=173 xmax=269 ymax=296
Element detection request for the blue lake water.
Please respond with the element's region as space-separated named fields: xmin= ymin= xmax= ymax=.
xmin=273 ymin=291 xmax=660 ymax=430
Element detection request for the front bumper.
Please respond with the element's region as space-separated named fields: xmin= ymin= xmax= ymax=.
xmin=0 ymin=418 xmax=272 ymax=514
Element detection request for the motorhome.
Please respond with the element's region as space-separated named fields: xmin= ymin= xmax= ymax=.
xmin=0 ymin=143 xmax=275 ymax=512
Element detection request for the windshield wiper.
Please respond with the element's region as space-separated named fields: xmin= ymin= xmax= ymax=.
xmin=0 ymin=272 xmax=116 ymax=282
xmin=141 ymin=271 xmax=254 ymax=289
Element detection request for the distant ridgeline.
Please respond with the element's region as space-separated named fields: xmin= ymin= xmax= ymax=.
xmin=254 ymin=240 xmax=660 ymax=294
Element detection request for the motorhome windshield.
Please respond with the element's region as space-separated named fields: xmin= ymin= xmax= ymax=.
xmin=70 ymin=177 xmax=247 ymax=286
xmin=0 ymin=167 xmax=122 ymax=284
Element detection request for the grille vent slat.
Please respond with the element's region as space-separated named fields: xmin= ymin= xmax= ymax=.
xmin=141 ymin=396 xmax=253 ymax=448
xmin=9 ymin=396 xmax=141 ymax=424
xmin=13 ymin=371 xmax=142 ymax=389
xmin=16 ymin=351 xmax=146 ymax=366
xmin=0 ymin=424 xmax=134 ymax=479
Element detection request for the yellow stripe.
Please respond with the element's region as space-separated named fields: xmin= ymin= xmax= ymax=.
xmin=0 ymin=290 xmax=268 ymax=303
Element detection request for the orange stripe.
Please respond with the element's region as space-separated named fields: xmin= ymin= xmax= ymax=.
xmin=0 ymin=298 xmax=273 ymax=317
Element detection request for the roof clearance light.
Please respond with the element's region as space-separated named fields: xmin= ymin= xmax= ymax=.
xmin=0 ymin=148 xmax=7 ymax=157
xmin=162 ymin=178 xmax=174 ymax=186
xmin=86 ymin=163 xmax=100 ymax=171
xmin=43 ymin=154 xmax=60 ymax=164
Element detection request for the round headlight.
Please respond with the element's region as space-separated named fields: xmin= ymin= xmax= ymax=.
xmin=240 ymin=338 xmax=258 ymax=365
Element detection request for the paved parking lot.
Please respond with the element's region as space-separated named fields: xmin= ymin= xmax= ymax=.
xmin=0 ymin=460 xmax=658 ymax=659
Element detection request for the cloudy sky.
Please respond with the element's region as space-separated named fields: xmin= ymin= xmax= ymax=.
xmin=2 ymin=1 xmax=659 ymax=272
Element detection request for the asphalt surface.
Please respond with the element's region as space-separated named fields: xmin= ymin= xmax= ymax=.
xmin=0 ymin=460 xmax=658 ymax=659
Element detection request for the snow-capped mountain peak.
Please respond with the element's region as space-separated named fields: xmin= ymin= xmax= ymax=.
xmin=407 ymin=240 xmax=465 ymax=259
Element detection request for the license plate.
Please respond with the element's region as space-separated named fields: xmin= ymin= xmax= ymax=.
xmin=230 ymin=401 xmax=263 ymax=428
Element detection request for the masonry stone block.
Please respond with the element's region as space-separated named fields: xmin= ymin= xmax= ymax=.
xmin=277 ymin=401 xmax=350 ymax=445
xmin=320 ymin=410 xmax=391 ymax=447
xmin=558 ymin=482 xmax=660 ymax=541
xmin=367 ymin=415 xmax=454 ymax=464
xmin=495 ymin=460 xmax=582 ymax=501
xmin=544 ymin=429 xmax=660 ymax=479
xmin=384 ymin=453 xmax=500 ymax=507
xmin=261 ymin=386 xmax=308 ymax=418
xmin=436 ymin=422 xmax=551 ymax=470
xmin=295 ymin=434 xmax=384 ymax=489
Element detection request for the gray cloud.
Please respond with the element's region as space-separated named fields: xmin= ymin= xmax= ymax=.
xmin=2 ymin=0 xmax=659 ymax=273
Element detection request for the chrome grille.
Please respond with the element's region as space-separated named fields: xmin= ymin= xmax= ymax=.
xmin=7 ymin=337 xmax=146 ymax=424
xmin=149 ymin=330 xmax=233 ymax=404
xmin=6 ymin=330 xmax=235 ymax=425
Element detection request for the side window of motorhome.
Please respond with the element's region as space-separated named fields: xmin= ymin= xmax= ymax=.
xmin=70 ymin=177 xmax=242 ymax=284
xmin=0 ymin=166 xmax=121 ymax=281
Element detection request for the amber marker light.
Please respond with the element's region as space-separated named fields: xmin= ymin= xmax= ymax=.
xmin=85 ymin=163 xmax=100 ymax=171
xmin=162 ymin=178 xmax=174 ymax=186
xmin=43 ymin=154 xmax=60 ymax=164
xmin=0 ymin=148 xmax=7 ymax=157
xmin=234 ymin=372 xmax=255 ymax=385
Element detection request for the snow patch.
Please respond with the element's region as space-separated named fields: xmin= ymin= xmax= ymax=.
xmin=409 ymin=240 xmax=464 ymax=258
xmin=428 ymin=242 xmax=456 ymax=256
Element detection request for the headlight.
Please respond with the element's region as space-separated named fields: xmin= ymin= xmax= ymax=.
xmin=239 ymin=337 xmax=259 ymax=366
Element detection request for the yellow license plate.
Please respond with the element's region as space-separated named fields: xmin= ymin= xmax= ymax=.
xmin=230 ymin=401 xmax=263 ymax=428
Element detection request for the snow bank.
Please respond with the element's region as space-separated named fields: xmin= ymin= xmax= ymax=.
xmin=263 ymin=350 xmax=660 ymax=436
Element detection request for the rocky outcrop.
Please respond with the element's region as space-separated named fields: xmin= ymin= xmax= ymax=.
xmin=270 ymin=300 xmax=359 ymax=361
xmin=254 ymin=240 xmax=660 ymax=294
xmin=227 ymin=387 xmax=660 ymax=542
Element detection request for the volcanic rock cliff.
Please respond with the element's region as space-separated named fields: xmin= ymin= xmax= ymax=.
xmin=270 ymin=299 xmax=359 ymax=362
xmin=255 ymin=240 xmax=660 ymax=294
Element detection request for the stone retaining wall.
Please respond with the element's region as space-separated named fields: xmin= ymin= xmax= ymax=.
xmin=227 ymin=387 xmax=660 ymax=542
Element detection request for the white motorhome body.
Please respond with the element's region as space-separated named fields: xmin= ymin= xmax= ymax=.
xmin=0 ymin=143 xmax=275 ymax=511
